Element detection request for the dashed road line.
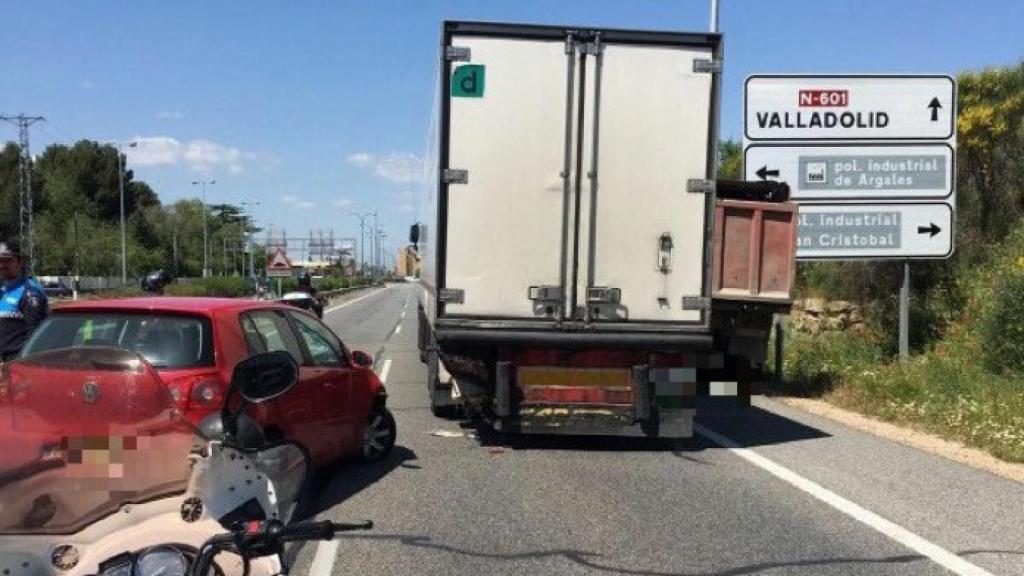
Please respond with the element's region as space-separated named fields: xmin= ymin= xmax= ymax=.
xmin=695 ymin=424 xmax=994 ymax=576
xmin=311 ymin=355 xmax=392 ymax=576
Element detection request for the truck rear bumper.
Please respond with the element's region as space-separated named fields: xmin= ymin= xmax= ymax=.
xmin=436 ymin=326 xmax=713 ymax=349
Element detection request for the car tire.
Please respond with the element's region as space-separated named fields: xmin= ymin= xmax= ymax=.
xmin=360 ymin=408 xmax=397 ymax=462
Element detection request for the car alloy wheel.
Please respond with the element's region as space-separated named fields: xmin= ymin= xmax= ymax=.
xmin=361 ymin=408 xmax=396 ymax=461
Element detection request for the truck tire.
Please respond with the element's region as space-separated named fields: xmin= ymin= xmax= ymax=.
xmin=417 ymin=306 xmax=428 ymax=364
xmin=427 ymin=348 xmax=459 ymax=419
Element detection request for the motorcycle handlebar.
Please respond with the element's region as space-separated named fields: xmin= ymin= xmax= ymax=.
xmin=276 ymin=519 xmax=375 ymax=542
xmin=191 ymin=520 xmax=373 ymax=576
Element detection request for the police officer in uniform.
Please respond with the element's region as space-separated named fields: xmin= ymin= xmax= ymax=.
xmin=0 ymin=241 xmax=49 ymax=361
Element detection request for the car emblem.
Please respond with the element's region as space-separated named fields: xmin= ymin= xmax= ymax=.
xmin=180 ymin=497 xmax=204 ymax=522
xmin=82 ymin=380 xmax=101 ymax=404
xmin=51 ymin=544 xmax=79 ymax=570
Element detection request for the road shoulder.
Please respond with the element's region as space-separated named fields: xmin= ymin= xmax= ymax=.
xmin=775 ymin=395 xmax=1024 ymax=484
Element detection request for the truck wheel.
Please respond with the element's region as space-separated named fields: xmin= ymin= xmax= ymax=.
xmin=427 ymin=349 xmax=458 ymax=419
xmin=417 ymin=307 xmax=428 ymax=364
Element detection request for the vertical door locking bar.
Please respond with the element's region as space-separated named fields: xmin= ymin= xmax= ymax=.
xmin=569 ymin=46 xmax=589 ymax=320
xmin=557 ymin=34 xmax=577 ymax=321
xmin=584 ymin=35 xmax=604 ymax=323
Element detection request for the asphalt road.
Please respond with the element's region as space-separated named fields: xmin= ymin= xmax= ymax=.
xmin=286 ymin=283 xmax=1024 ymax=576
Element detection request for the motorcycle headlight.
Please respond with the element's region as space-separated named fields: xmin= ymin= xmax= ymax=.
xmin=135 ymin=547 xmax=187 ymax=576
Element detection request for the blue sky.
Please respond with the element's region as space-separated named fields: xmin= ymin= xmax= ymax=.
xmin=2 ymin=1 xmax=1022 ymax=255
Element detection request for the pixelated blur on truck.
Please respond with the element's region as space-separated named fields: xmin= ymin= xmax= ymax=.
xmin=412 ymin=21 xmax=797 ymax=437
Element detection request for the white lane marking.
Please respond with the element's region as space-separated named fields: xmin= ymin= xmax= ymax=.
xmin=309 ymin=540 xmax=340 ymax=576
xmin=400 ymin=310 xmax=406 ymax=319
xmin=323 ymin=287 xmax=388 ymax=315
xmin=695 ymin=424 xmax=994 ymax=576
xmin=393 ymin=324 xmax=402 ymax=335
xmin=310 ymin=355 xmax=392 ymax=576
xmin=378 ymin=358 xmax=392 ymax=383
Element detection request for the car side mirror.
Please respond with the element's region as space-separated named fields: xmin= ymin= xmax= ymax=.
xmin=232 ymin=351 xmax=299 ymax=403
xmin=409 ymin=223 xmax=420 ymax=247
xmin=351 ymin=350 xmax=373 ymax=368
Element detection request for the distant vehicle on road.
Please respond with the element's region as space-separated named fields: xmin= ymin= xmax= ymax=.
xmin=280 ymin=291 xmax=325 ymax=318
xmin=16 ymin=297 xmax=396 ymax=466
xmin=36 ymin=276 xmax=72 ymax=298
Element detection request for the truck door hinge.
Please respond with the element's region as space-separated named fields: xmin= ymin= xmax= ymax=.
xmin=579 ymin=41 xmax=603 ymax=55
xmin=693 ymin=59 xmax=722 ymax=74
xmin=445 ymin=46 xmax=471 ymax=62
xmin=439 ymin=288 xmax=465 ymax=304
xmin=681 ymin=296 xmax=710 ymax=312
xmin=442 ymin=169 xmax=468 ymax=184
xmin=687 ymin=179 xmax=715 ymax=194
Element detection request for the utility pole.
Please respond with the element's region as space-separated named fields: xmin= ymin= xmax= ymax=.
xmin=114 ymin=141 xmax=138 ymax=284
xmin=1 ymin=114 xmax=44 ymax=269
xmin=350 ymin=212 xmax=374 ymax=276
xmin=192 ymin=180 xmax=216 ymax=278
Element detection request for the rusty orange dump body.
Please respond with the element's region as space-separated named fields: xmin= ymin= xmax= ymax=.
xmin=712 ymin=199 xmax=798 ymax=304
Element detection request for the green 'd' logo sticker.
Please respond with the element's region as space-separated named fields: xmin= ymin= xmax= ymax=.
xmin=451 ymin=65 xmax=485 ymax=98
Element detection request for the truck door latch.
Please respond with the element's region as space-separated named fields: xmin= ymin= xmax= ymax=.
xmin=587 ymin=287 xmax=621 ymax=303
xmin=528 ymin=286 xmax=563 ymax=302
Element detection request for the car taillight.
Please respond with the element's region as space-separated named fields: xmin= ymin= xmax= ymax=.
xmin=165 ymin=375 xmax=225 ymax=411
xmin=189 ymin=379 xmax=225 ymax=410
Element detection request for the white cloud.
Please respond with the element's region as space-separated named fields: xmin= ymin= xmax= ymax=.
xmin=81 ymin=80 xmax=95 ymax=90
xmin=281 ymin=195 xmax=314 ymax=210
xmin=346 ymin=152 xmax=423 ymax=184
xmin=125 ymin=135 xmax=274 ymax=174
xmin=156 ymin=110 xmax=185 ymax=120
xmin=332 ymin=197 xmax=353 ymax=208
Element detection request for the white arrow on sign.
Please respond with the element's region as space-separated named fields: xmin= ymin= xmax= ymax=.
xmin=745 ymin=75 xmax=955 ymax=141
xmin=796 ymin=203 xmax=953 ymax=260
xmin=745 ymin=143 xmax=954 ymax=201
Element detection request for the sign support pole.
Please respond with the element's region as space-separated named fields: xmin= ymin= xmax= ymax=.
xmin=899 ymin=260 xmax=910 ymax=362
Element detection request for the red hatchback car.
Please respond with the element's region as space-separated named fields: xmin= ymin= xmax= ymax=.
xmin=14 ymin=297 xmax=396 ymax=467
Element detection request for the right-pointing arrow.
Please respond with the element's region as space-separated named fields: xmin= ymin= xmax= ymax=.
xmin=917 ymin=222 xmax=941 ymax=237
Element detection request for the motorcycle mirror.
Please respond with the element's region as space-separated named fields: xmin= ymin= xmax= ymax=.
xmin=232 ymin=351 xmax=300 ymax=404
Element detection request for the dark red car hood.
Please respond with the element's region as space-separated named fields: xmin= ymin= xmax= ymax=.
xmin=0 ymin=347 xmax=196 ymax=535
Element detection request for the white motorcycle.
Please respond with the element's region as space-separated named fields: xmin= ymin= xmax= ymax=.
xmin=0 ymin=348 xmax=371 ymax=576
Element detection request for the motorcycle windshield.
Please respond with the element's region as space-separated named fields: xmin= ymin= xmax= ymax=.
xmin=0 ymin=347 xmax=197 ymax=535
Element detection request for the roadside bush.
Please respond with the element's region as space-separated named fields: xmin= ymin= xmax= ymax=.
xmin=165 ymin=276 xmax=250 ymax=298
xmin=980 ymin=264 xmax=1024 ymax=374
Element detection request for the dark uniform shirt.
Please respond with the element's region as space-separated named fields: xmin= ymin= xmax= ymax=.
xmin=0 ymin=276 xmax=49 ymax=361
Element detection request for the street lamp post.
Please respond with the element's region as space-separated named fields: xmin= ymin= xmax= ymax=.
xmin=114 ymin=141 xmax=137 ymax=285
xmin=192 ymin=179 xmax=216 ymax=278
xmin=241 ymin=201 xmax=261 ymax=281
xmin=349 ymin=212 xmax=375 ymax=277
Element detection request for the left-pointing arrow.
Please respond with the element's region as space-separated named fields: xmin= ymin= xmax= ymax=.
xmin=755 ymin=165 xmax=780 ymax=180
xmin=917 ymin=222 xmax=941 ymax=237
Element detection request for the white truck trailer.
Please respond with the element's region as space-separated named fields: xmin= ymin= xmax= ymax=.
xmin=413 ymin=21 xmax=796 ymax=437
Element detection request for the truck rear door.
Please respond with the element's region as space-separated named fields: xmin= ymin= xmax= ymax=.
xmin=439 ymin=23 xmax=719 ymax=329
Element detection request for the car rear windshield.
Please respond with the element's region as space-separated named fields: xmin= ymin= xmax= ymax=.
xmin=20 ymin=312 xmax=215 ymax=369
